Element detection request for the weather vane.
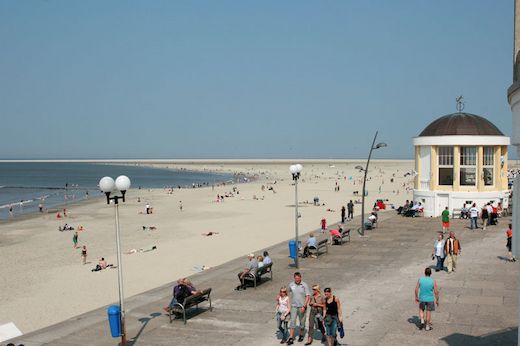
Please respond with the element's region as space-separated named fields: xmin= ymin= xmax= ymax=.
xmin=456 ymin=95 xmax=464 ymax=112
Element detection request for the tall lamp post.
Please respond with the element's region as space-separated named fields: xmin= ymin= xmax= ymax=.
xmin=355 ymin=131 xmax=387 ymax=236
xmin=99 ymin=175 xmax=131 ymax=346
xmin=289 ymin=164 xmax=303 ymax=268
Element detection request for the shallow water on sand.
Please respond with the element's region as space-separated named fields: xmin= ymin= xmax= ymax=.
xmin=0 ymin=162 xmax=232 ymax=219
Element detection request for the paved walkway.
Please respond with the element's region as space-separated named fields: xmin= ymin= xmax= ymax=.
xmin=8 ymin=213 xmax=518 ymax=345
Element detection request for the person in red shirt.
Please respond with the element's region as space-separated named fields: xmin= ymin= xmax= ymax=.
xmin=329 ymin=229 xmax=341 ymax=245
xmin=506 ymin=224 xmax=516 ymax=262
xmin=321 ymin=218 xmax=327 ymax=232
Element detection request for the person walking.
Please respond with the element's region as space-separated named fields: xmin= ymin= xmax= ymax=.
xmin=323 ymin=287 xmax=343 ymax=346
xmin=275 ymin=286 xmax=291 ymax=343
xmin=432 ymin=233 xmax=446 ymax=272
xmin=81 ymin=245 xmax=87 ymax=265
xmin=179 ymin=200 xmax=183 ymax=212
xmin=469 ymin=203 xmax=479 ymax=230
xmin=444 ymin=231 xmax=461 ymax=273
xmin=481 ymin=204 xmax=490 ymax=230
xmin=485 ymin=203 xmax=493 ymax=229
xmin=72 ymin=232 xmax=79 ymax=249
xmin=341 ymin=206 xmax=346 ymax=224
xmin=320 ymin=218 xmax=327 ymax=233
xmin=287 ymin=272 xmax=310 ymax=345
xmin=306 ymin=284 xmax=326 ymax=345
xmin=441 ymin=207 xmax=450 ymax=233
xmin=347 ymin=200 xmax=354 ymax=220
xmin=414 ymin=267 xmax=439 ymax=331
xmin=506 ymin=223 xmax=516 ymax=262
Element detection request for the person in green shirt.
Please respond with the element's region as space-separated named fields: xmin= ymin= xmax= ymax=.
xmin=441 ymin=207 xmax=450 ymax=233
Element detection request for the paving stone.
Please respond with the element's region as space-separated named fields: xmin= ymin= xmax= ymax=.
xmin=7 ymin=214 xmax=517 ymax=346
xmin=456 ymin=295 xmax=503 ymax=306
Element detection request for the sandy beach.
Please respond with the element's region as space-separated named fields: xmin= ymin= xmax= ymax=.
xmin=0 ymin=160 xmax=414 ymax=335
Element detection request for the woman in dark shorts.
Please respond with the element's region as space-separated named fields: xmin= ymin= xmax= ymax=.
xmin=322 ymin=287 xmax=343 ymax=346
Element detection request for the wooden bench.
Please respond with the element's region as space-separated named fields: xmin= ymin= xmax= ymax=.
xmin=339 ymin=228 xmax=351 ymax=245
xmin=243 ymin=262 xmax=273 ymax=289
xmin=309 ymin=239 xmax=328 ymax=257
xmin=169 ymin=288 xmax=212 ymax=324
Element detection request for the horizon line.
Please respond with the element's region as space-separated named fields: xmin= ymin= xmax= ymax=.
xmin=0 ymin=158 xmax=415 ymax=164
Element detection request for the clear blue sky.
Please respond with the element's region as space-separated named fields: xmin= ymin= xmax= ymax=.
xmin=0 ymin=1 xmax=514 ymax=159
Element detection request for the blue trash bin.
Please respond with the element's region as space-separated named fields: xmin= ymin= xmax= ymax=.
xmin=289 ymin=240 xmax=297 ymax=259
xmin=107 ymin=305 xmax=121 ymax=337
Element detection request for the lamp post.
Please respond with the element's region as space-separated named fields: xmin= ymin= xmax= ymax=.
xmin=355 ymin=131 xmax=387 ymax=236
xmin=289 ymin=164 xmax=303 ymax=268
xmin=99 ymin=175 xmax=131 ymax=346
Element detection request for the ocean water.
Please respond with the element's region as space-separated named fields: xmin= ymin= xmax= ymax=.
xmin=0 ymin=162 xmax=233 ymax=219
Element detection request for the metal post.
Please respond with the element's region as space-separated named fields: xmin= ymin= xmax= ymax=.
xmin=294 ymin=176 xmax=299 ymax=269
xmin=360 ymin=131 xmax=379 ymax=236
xmin=114 ymin=201 xmax=126 ymax=346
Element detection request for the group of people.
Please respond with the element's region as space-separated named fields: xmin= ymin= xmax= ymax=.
xmin=275 ymin=272 xmax=343 ymax=346
xmin=396 ymin=200 xmax=423 ymax=217
xmin=459 ymin=202 xmax=501 ymax=230
xmin=432 ymin=231 xmax=462 ymax=273
xmin=340 ymin=201 xmax=354 ymax=223
xmin=163 ymin=278 xmax=201 ymax=313
xmin=235 ymin=251 xmax=272 ymax=290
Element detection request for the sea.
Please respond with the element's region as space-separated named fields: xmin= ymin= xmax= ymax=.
xmin=0 ymin=162 xmax=234 ymax=220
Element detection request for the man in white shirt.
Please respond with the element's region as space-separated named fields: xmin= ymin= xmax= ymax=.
xmin=469 ymin=203 xmax=479 ymax=230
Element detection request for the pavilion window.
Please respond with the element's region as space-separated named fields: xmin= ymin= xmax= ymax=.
xmin=460 ymin=146 xmax=477 ymax=186
xmin=483 ymin=146 xmax=494 ymax=186
xmin=438 ymin=146 xmax=453 ymax=185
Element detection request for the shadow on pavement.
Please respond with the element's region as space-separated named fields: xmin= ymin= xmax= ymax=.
xmin=407 ymin=315 xmax=421 ymax=329
xmin=441 ymin=327 xmax=517 ymax=346
xmin=127 ymin=312 xmax=162 ymax=346
xmin=497 ymin=255 xmax=512 ymax=262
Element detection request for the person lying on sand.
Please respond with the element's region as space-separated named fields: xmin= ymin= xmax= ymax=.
xmin=193 ymin=265 xmax=212 ymax=272
xmin=142 ymin=226 xmax=157 ymax=231
xmin=126 ymin=245 xmax=157 ymax=254
xmin=202 ymin=232 xmax=219 ymax=236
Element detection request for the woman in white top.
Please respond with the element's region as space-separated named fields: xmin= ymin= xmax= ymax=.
xmin=432 ymin=233 xmax=446 ymax=272
xmin=275 ymin=286 xmax=291 ymax=343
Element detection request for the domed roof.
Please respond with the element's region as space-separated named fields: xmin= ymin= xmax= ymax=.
xmin=418 ymin=112 xmax=504 ymax=137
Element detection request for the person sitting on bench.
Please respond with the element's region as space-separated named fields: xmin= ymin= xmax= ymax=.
xmin=330 ymin=229 xmax=341 ymax=245
xmin=235 ymin=254 xmax=258 ymax=291
xmin=163 ymin=278 xmax=198 ymax=312
xmin=302 ymin=233 xmax=317 ymax=257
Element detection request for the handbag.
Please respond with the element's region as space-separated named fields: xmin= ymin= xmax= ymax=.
xmin=338 ymin=321 xmax=345 ymax=338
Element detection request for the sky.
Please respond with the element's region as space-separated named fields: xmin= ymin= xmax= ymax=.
xmin=0 ymin=1 xmax=515 ymax=159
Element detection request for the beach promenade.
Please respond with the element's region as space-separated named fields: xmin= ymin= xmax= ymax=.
xmin=7 ymin=212 xmax=517 ymax=346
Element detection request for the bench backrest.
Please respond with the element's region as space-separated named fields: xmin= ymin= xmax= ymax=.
xmin=257 ymin=263 xmax=272 ymax=275
xmin=183 ymin=288 xmax=211 ymax=306
xmin=318 ymin=239 xmax=328 ymax=246
xmin=341 ymin=229 xmax=351 ymax=237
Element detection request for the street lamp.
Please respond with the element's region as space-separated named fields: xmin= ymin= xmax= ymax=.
xmin=99 ymin=175 xmax=131 ymax=346
xmin=289 ymin=164 xmax=303 ymax=268
xmin=356 ymin=131 xmax=387 ymax=236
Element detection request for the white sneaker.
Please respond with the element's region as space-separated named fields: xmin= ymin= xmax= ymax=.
xmin=425 ymin=324 xmax=431 ymax=331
